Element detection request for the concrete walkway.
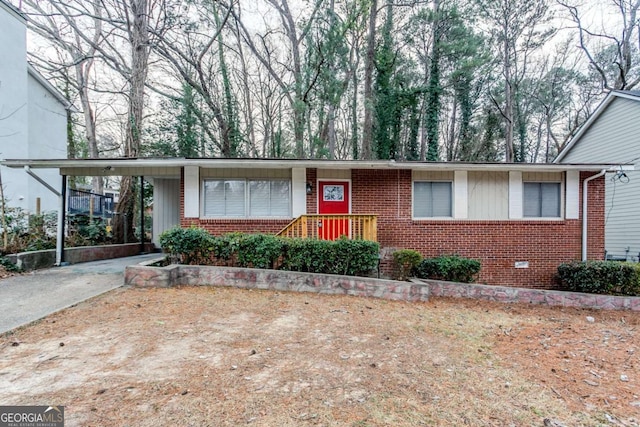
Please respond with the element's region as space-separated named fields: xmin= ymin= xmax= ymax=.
xmin=0 ymin=253 xmax=162 ymax=334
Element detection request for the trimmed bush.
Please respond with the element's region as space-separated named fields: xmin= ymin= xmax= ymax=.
xmin=557 ymin=261 xmax=640 ymax=296
xmin=159 ymin=228 xmax=380 ymax=277
xmin=416 ymin=255 xmax=481 ymax=283
xmin=392 ymin=249 xmax=423 ymax=280
xmin=159 ymin=226 xmax=215 ymax=265
xmin=281 ymin=237 xmax=380 ymax=277
xmin=235 ymin=234 xmax=283 ymax=269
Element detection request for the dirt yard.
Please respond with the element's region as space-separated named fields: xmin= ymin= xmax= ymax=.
xmin=0 ymin=285 xmax=638 ymax=426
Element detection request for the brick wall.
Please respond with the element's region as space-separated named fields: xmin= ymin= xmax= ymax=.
xmin=350 ymin=169 xmax=604 ymax=289
xmin=177 ymin=167 xmax=605 ymax=289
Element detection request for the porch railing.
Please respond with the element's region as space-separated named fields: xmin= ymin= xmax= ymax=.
xmin=277 ymin=214 xmax=377 ymax=242
xmin=68 ymin=189 xmax=114 ymax=218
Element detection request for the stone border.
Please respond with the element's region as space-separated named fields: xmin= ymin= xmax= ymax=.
xmin=124 ymin=263 xmax=640 ymax=311
xmin=412 ymin=278 xmax=640 ymax=311
xmin=125 ymin=263 xmax=430 ymax=302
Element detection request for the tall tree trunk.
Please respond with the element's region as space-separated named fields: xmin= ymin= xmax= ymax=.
xmin=361 ymin=0 xmax=377 ymax=160
xmin=113 ymin=0 xmax=150 ymax=244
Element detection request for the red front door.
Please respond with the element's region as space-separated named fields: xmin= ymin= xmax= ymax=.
xmin=318 ymin=181 xmax=350 ymax=240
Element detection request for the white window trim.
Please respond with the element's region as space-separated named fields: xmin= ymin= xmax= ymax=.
xmin=201 ymin=178 xmax=292 ymax=219
xmin=522 ymin=181 xmax=564 ymax=219
xmin=412 ymin=180 xmax=454 ymax=220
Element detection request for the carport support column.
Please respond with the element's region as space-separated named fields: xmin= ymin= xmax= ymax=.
xmin=140 ymin=176 xmax=145 ymax=254
xmin=56 ymin=175 xmax=67 ymax=266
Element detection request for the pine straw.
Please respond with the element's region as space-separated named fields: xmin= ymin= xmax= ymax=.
xmin=0 ymin=286 xmax=638 ymax=426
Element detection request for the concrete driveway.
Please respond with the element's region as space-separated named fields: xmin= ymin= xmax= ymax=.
xmin=0 ymin=253 xmax=162 ymax=334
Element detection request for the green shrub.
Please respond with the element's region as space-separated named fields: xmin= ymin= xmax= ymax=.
xmin=416 ymin=255 xmax=481 ymax=283
xmin=159 ymin=228 xmax=380 ymax=277
xmin=159 ymin=226 xmax=214 ymax=264
xmin=392 ymin=249 xmax=423 ymax=280
xmin=557 ymin=261 xmax=640 ymax=296
xmin=0 ymin=257 xmax=20 ymax=272
xmin=235 ymin=234 xmax=283 ymax=269
xmin=281 ymin=237 xmax=379 ymax=276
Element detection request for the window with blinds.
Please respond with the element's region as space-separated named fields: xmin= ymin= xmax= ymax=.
xmin=203 ymin=179 xmax=290 ymax=218
xmin=413 ymin=181 xmax=452 ymax=218
xmin=523 ymin=182 xmax=561 ymax=217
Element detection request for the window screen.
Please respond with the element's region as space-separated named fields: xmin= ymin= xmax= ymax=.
xmin=413 ymin=181 xmax=452 ymax=217
xmin=523 ymin=182 xmax=561 ymax=217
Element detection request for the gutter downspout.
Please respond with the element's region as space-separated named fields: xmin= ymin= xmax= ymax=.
xmin=582 ymin=169 xmax=607 ymax=261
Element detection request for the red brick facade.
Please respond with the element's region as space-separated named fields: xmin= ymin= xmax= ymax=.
xmin=179 ymin=167 xmax=605 ymax=289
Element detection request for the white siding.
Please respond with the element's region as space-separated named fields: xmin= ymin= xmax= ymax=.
xmin=183 ymin=166 xmax=199 ymax=217
xmin=152 ymin=179 xmax=180 ymax=246
xmin=468 ymin=171 xmax=509 ymax=219
xmin=412 ymin=170 xmax=453 ymax=181
xmin=562 ymin=98 xmax=640 ymax=164
xmin=605 ymin=172 xmax=640 ymax=259
xmin=509 ymin=171 xmax=523 ymax=219
xmin=454 ymin=170 xmax=468 ymax=219
xmin=565 ymin=171 xmax=579 ymax=219
xmin=291 ymin=168 xmax=306 ymax=217
xmin=560 ymin=96 xmax=640 ymax=259
xmin=201 ymin=168 xmax=290 ymax=179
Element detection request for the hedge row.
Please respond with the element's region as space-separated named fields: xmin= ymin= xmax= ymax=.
xmin=391 ymin=249 xmax=481 ymax=283
xmin=557 ymin=261 xmax=640 ymax=296
xmin=159 ymin=227 xmax=379 ymax=277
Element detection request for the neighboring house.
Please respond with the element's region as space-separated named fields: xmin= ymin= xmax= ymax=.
xmin=0 ymin=0 xmax=72 ymax=213
xmin=555 ymin=90 xmax=640 ymax=261
xmin=0 ymin=158 xmax=627 ymax=289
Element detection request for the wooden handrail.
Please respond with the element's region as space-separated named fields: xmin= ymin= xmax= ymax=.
xmin=277 ymin=214 xmax=377 ymax=242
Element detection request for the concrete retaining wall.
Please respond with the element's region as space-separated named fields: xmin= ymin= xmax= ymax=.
xmin=7 ymin=243 xmax=156 ymax=271
xmin=124 ymin=263 xmax=640 ymax=311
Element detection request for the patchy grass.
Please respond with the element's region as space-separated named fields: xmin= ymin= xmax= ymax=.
xmin=0 ymin=286 xmax=638 ymax=426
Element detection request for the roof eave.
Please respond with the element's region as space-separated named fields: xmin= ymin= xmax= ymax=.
xmin=0 ymin=158 xmax=633 ymax=174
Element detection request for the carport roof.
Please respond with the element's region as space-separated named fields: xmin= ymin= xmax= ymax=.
xmin=0 ymin=157 xmax=634 ymax=177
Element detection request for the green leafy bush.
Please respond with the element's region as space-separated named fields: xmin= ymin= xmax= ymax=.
xmin=416 ymin=255 xmax=481 ymax=283
xmin=159 ymin=228 xmax=380 ymax=277
xmin=392 ymin=249 xmax=423 ymax=280
xmin=281 ymin=237 xmax=379 ymax=276
xmin=557 ymin=261 xmax=640 ymax=296
xmin=235 ymin=234 xmax=283 ymax=269
xmin=159 ymin=226 xmax=214 ymax=264
xmin=0 ymin=257 xmax=20 ymax=272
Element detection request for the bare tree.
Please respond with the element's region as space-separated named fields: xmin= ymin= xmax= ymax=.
xmin=559 ymin=0 xmax=640 ymax=90
xmin=23 ymin=0 xmax=105 ymax=193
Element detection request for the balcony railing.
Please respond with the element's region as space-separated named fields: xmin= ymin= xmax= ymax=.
xmin=277 ymin=214 xmax=377 ymax=242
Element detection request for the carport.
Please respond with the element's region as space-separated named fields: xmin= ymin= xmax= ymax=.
xmin=0 ymin=158 xmax=183 ymax=265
